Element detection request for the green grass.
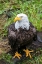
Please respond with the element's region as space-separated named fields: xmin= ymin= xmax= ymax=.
xmin=0 ymin=0 xmax=42 ymax=36
xmin=18 ymin=54 xmax=42 ymax=64
xmin=0 ymin=53 xmax=13 ymax=64
xmin=0 ymin=48 xmax=42 ymax=64
xmin=0 ymin=0 xmax=42 ymax=64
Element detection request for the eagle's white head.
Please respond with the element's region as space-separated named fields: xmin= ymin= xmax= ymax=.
xmin=14 ymin=13 xmax=30 ymax=30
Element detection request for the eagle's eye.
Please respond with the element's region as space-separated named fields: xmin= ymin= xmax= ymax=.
xmin=20 ymin=16 xmax=23 ymax=18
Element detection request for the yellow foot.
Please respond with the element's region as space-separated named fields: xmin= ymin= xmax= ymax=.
xmin=23 ymin=49 xmax=34 ymax=58
xmin=13 ymin=52 xmax=22 ymax=59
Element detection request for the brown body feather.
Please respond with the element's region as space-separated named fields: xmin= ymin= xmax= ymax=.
xmin=8 ymin=22 xmax=37 ymax=52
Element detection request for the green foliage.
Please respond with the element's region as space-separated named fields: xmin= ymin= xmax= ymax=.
xmin=0 ymin=53 xmax=13 ymax=64
xmin=0 ymin=48 xmax=42 ymax=64
xmin=0 ymin=0 xmax=42 ymax=35
xmin=18 ymin=56 xmax=42 ymax=64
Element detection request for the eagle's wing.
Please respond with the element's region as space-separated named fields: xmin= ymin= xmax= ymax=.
xmin=30 ymin=22 xmax=37 ymax=41
xmin=8 ymin=23 xmax=16 ymax=42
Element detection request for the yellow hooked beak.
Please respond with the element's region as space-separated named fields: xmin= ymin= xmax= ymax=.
xmin=14 ymin=16 xmax=21 ymax=22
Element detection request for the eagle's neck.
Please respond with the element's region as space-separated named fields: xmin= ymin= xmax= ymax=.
xmin=15 ymin=19 xmax=30 ymax=30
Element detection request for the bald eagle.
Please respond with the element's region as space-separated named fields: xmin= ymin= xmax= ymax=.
xmin=8 ymin=13 xmax=37 ymax=59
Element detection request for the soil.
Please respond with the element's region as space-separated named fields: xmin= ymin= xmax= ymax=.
xmin=0 ymin=38 xmax=11 ymax=54
xmin=0 ymin=13 xmax=11 ymax=54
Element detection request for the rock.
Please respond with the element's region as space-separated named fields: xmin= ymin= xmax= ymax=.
xmin=37 ymin=32 xmax=42 ymax=43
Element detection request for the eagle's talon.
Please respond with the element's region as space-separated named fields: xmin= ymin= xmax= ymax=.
xmin=23 ymin=49 xmax=34 ymax=58
xmin=13 ymin=52 xmax=22 ymax=59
